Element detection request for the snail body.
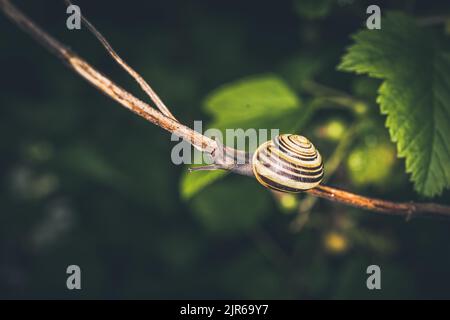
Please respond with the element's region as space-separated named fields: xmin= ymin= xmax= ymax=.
xmin=251 ymin=134 xmax=323 ymax=192
xmin=191 ymin=134 xmax=324 ymax=193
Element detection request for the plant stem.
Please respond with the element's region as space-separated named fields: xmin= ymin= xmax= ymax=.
xmin=0 ymin=0 xmax=219 ymax=154
xmin=2 ymin=0 xmax=449 ymax=219
xmin=308 ymin=185 xmax=450 ymax=219
xmin=302 ymin=80 xmax=367 ymax=115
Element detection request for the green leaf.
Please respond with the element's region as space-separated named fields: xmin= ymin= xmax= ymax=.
xmin=204 ymin=74 xmax=302 ymax=133
xmin=180 ymin=169 xmax=228 ymax=200
xmin=181 ymin=75 xmax=304 ymax=200
xmin=339 ymin=12 xmax=450 ymax=197
xmin=294 ymin=0 xmax=333 ymax=20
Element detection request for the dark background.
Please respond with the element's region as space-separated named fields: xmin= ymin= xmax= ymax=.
xmin=1 ymin=0 xmax=449 ymax=299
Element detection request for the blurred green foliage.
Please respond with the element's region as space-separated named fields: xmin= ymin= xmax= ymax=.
xmin=181 ymin=169 xmax=227 ymax=200
xmin=205 ymin=75 xmax=302 ymax=133
xmin=1 ymin=0 xmax=450 ymax=299
xmin=294 ymin=0 xmax=334 ymax=20
xmin=346 ymin=140 xmax=396 ymax=187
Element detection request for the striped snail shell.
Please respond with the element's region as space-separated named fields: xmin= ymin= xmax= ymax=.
xmin=252 ymin=134 xmax=324 ymax=193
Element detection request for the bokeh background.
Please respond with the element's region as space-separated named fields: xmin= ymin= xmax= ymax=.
xmin=1 ymin=0 xmax=450 ymax=299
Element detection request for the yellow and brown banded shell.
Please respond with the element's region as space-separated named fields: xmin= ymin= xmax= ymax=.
xmin=252 ymin=134 xmax=324 ymax=193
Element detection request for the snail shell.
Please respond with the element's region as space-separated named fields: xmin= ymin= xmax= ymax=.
xmin=252 ymin=134 xmax=324 ymax=193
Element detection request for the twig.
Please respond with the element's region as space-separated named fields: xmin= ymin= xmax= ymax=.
xmin=307 ymin=185 xmax=450 ymax=219
xmin=0 ymin=0 xmax=215 ymax=154
xmin=64 ymin=0 xmax=178 ymax=121
xmin=1 ymin=0 xmax=449 ymax=219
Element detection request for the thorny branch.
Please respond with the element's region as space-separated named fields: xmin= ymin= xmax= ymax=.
xmin=1 ymin=0 xmax=450 ymax=219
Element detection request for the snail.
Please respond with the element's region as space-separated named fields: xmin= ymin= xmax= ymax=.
xmin=252 ymin=134 xmax=324 ymax=192
xmin=191 ymin=134 xmax=324 ymax=193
